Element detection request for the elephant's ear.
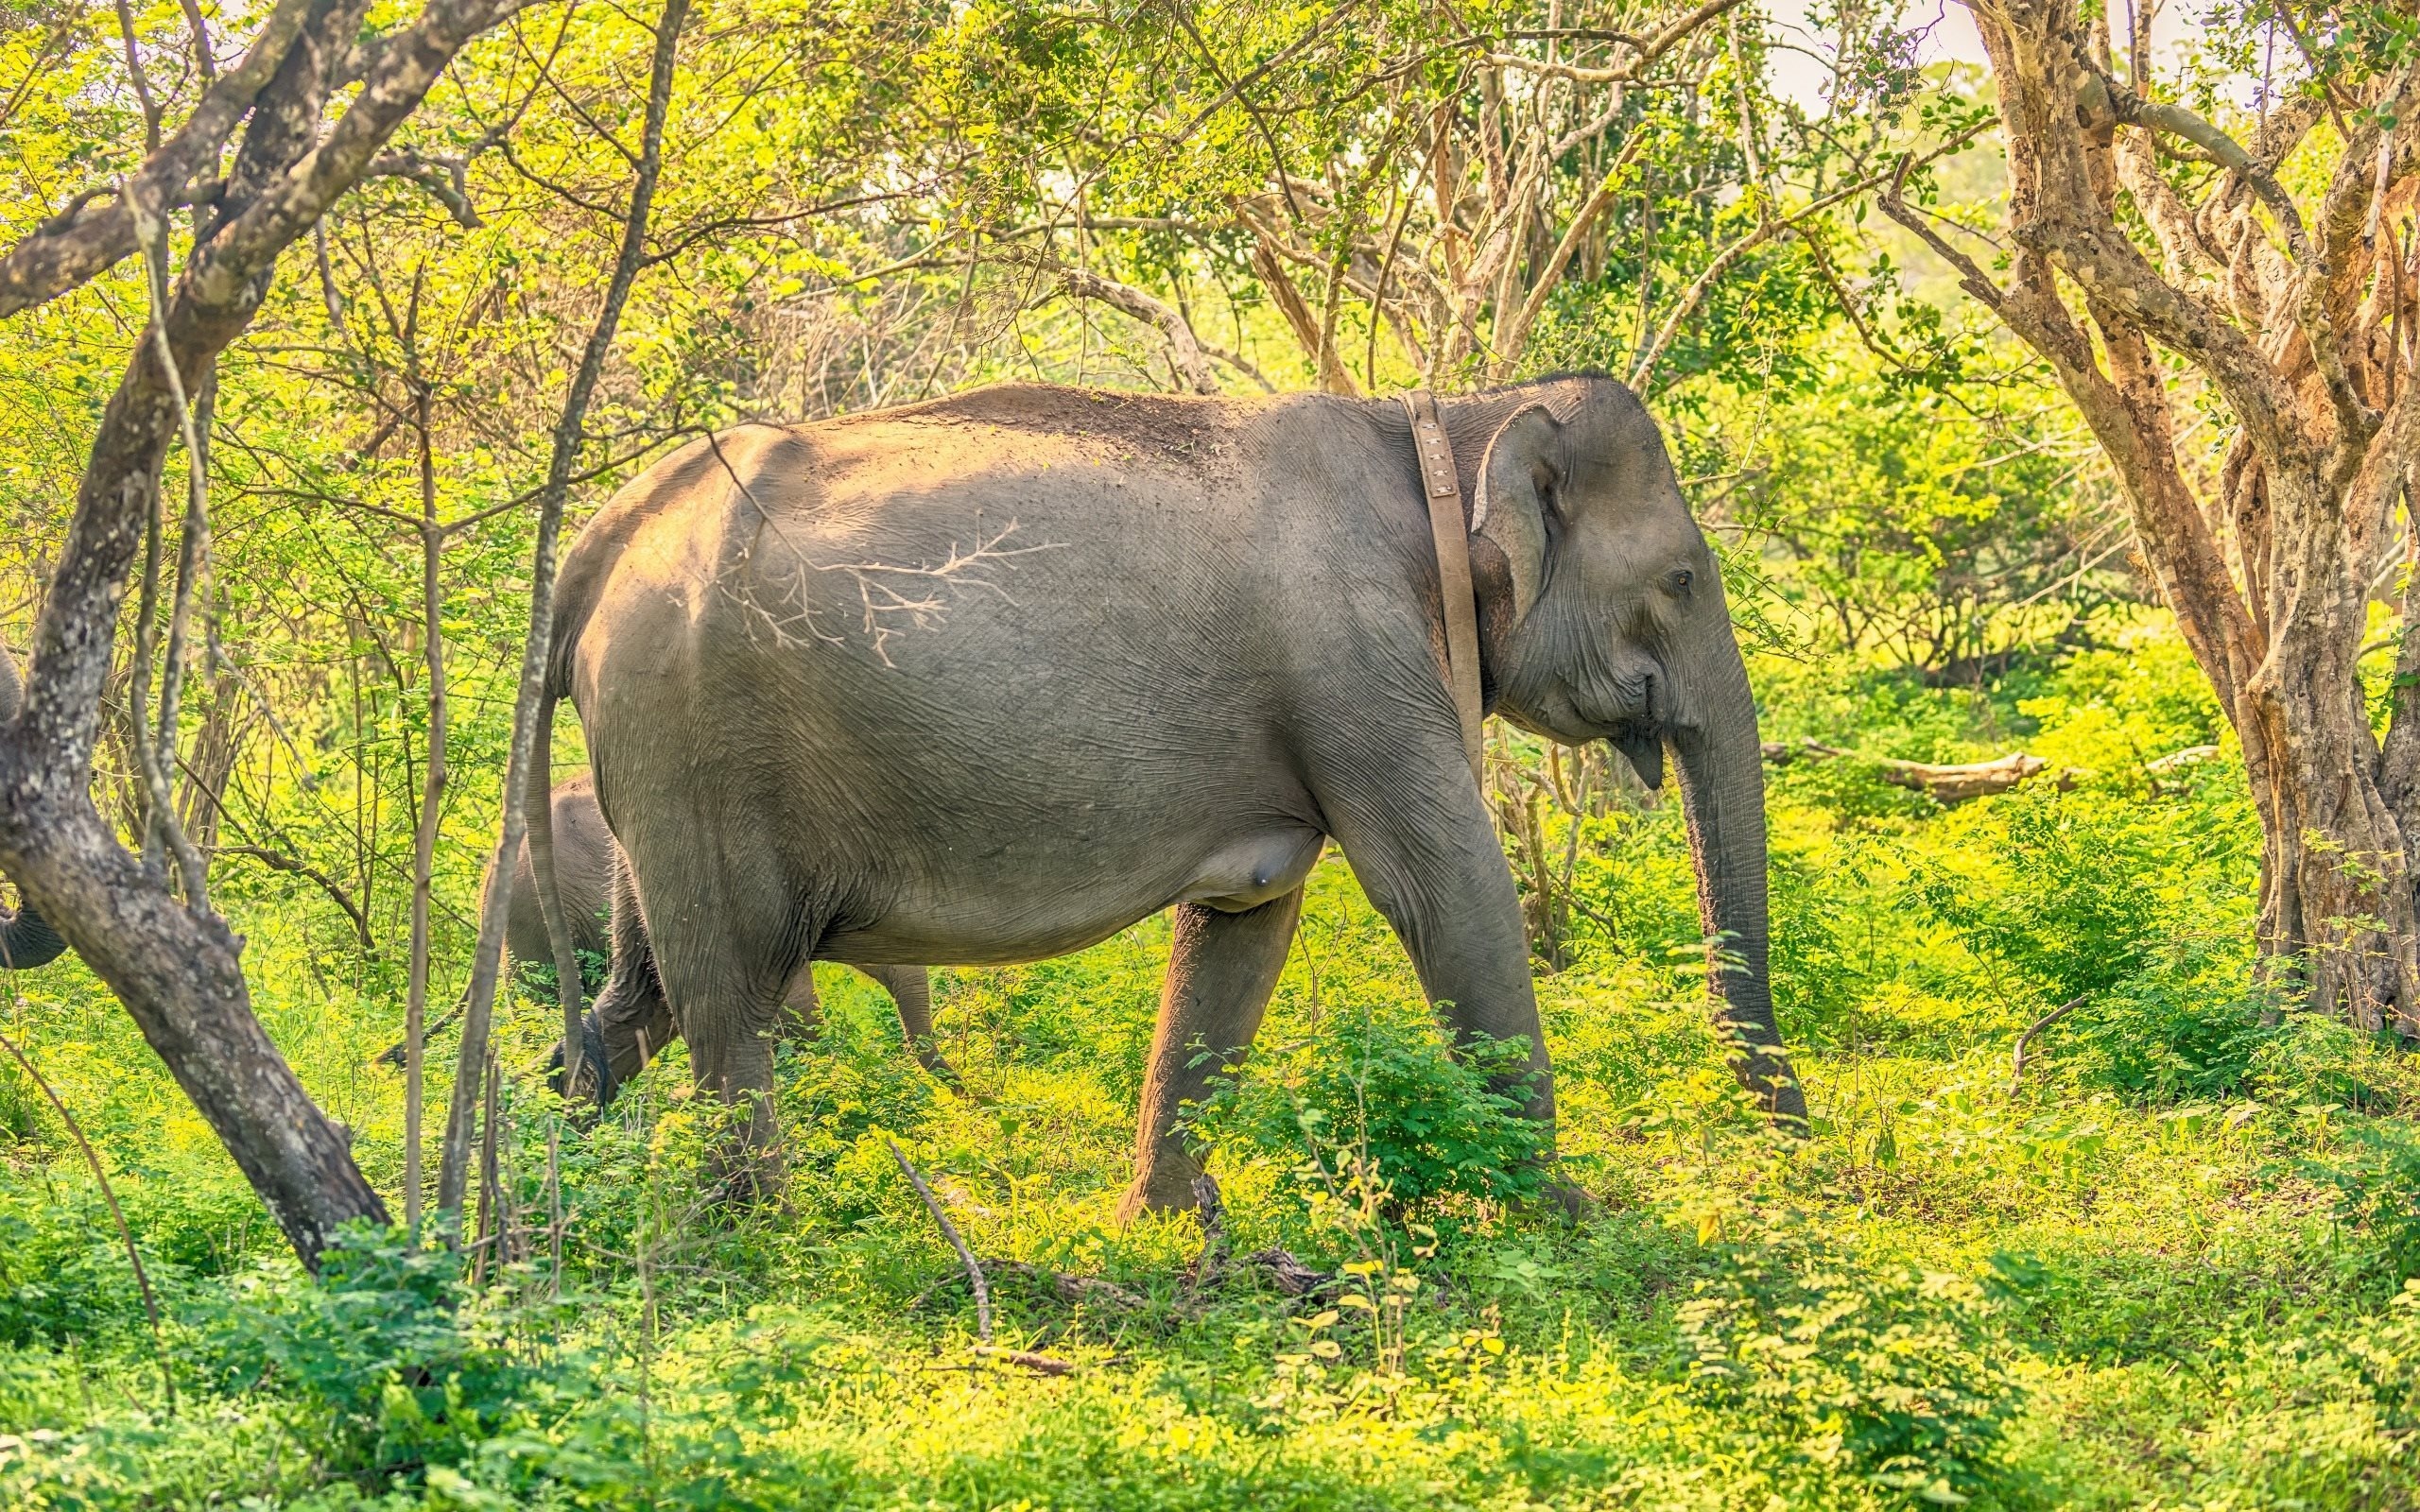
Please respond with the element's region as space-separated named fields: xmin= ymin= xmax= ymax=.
xmin=1474 ymin=404 xmax=1563 ymax=623
xmin=0 ymin=643 xmax=20 ymax=726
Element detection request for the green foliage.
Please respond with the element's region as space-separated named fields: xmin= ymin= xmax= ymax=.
xmin=1919 ymin=788 xmax=2171 ymax=1010
xmin=1184 ymin=1005 xmax=1550 ymax=1219
xmin=195 ymin=1226 xmax=532 ymax=1481
xmin=0 ymin=1190 xmax=182 ymax=1349
xmin=2309 ymin=1123 xmax=2420 ymax=1283
xmin=513 ymin=944 xmax=611 ymax=1003
xmin=1678 ymin=1214 xmax=2017 ymax=1505
xmin=1733 ymin=341 xmax=2128 ymax=676
xmin=2057 ymin=969 xmax=2275 ymax=1105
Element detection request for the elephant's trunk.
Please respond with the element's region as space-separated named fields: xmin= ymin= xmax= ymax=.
xmin=0 ymin=900 xmax=66 ymax=971
xmin=0 ymin=643 xmax=67 ymax=971
xmin=1668 ymin=635 xmax=1806 ymax=1127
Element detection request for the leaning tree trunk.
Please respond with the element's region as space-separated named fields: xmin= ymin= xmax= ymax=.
xmin=1879 ymin=0 xmax=2420 ymax=1032
xmin=0 ymin=0 xmax=518 ymax=1266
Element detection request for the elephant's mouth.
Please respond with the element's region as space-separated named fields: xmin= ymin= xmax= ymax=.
xmin=1607 ymin=722 xmax=1666 ymax=789
xmin=1499 ymin=653 xmax=1668 ymax=782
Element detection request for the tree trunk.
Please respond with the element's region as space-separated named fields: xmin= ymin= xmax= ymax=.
xmin=1878 ymin=0 xmax=2420 ymax=1033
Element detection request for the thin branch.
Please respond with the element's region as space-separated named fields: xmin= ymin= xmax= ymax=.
xmin=1495 ymin=129 xmax=1651 ymax=378
xmin=1047 ymin=265 xmax=1220 ymax=393
xmin=128 ymin=189 xmax=210 ymax=904
xmin=367 ymin=150 xmax=481 ymax=228
xmin=442 ymin=0 xmax=689 ymax=1216
xmin=1632 ymin=134 xmax=1975 ymax=390
xmin=112 ymin=0 xmax=164 ymax=154
xmin=2009 ymin=995 xmax=2085 ymax=1092
xmin=216 ymin=846 xmax=376 ymax=954
xmin=178 ymin=0 xmax=216 ymax=83
xmin=890 ymin=1140 xmax=991 ymax=1344
xmin=1481 ymin=0 xmax=1746 ymax=85
xmin=0 ymin=1025 xmax=172 ymax=1409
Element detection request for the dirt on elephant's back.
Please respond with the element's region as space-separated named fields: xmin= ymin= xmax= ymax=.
xmin=860 ymin=382 xmax=1248 ymax=467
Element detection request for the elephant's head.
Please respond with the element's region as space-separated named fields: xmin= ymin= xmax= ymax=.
xmin=1469 ymin=375 xmax=1804 ymax=1125
xmin=0 ymin=642 xmax=67 ymax=971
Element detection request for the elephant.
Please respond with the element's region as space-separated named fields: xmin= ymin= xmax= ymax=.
xmin=531 ymin=373 xmax=1804 ymax=1214
xmin=0 ymin=644 xmax=66 ymax=971
xmin=496 ymin=774 xmax=958 ymax=1094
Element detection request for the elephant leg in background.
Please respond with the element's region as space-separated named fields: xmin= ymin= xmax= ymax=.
xmin=1116 ymin=887 xmax=1304 ymax=1223
xmin=776 ymin=963 xmax=961 ymax=1089
xmin=862 ymin=965 xmax=962 ymax=1089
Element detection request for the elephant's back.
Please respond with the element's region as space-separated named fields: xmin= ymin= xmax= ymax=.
xmin=560 ymin=385 xmax=1396 ymax=949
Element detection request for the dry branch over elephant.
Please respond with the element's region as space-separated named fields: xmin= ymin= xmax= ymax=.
xmin=534 ymin=374 xmax=1803 ymax=1211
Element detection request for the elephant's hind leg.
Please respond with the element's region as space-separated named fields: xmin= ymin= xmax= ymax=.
xmin=1117 ymin=888 xmax=1303 ymax=1223
xmin=622 ymin=845 xmax=812 ymax=1194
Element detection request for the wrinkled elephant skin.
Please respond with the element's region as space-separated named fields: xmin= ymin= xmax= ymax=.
xmin=493 ymin=775 xmax=958 ymax=1089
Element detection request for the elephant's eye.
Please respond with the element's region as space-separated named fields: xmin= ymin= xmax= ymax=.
xmin=1668 ymin=568 xmax=1693 ymax=594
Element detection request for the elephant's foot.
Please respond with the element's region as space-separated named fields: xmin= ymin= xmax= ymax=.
xmin=705 ymin=1125 xmax=786 ymax=1206
xmin=544 ymin=1014 xmax=621 ymax=1110
xmin=909 ymin=1040 xmax=970 ymax=1094
xmin=1115 ymin=1155 xmax=1205 ymax=1225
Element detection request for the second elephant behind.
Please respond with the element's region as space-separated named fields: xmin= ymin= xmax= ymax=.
xmin=501 ymin=774 xmax=958 ymax=1093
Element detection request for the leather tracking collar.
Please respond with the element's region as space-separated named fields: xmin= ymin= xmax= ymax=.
xmin=1397 ymin=389 xmax=1486 ymax=783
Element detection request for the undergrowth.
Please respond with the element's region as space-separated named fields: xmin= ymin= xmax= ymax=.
xmin=4 ymin=617 xmax=2420 ymax=1509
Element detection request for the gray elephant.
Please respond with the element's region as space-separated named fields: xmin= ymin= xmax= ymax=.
xmin=534 ymin=374 xmax=1802 ymax=1214
xmin=0 ymin=644 xmax=66 ymax=971
xmin=499 ymin=774 xmax=957 ymax=1094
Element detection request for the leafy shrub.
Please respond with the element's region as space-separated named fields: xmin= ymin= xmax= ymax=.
xmin=1768 ymin=749 xmax=1941 ymax=824
xmin=197 ymin=1225 xmax=531 ymax=1480
xmin=1677 ymin=1216 xmax=2017 ymax=1505
xmin=1919 ymin=786 xmax=2169 ymax=1009
xmin=2060 ymin=965 xmax=2275 ymax=1105
xmin=1184 ymin=1004 xmax=1549 ymax=1216
xmin=0 ymin=1189 xmax=182 ymax=1349
xmin=2308 ymin=1122 xmax=2420 ymax=1281
xmin=515 ymin=943 xmax=610 ymax=1002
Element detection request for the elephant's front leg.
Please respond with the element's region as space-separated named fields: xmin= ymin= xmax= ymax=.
xmin=1318 ymin=754 xmax=1560 ymax=1143
xmin=1116 ymin=888 xmax=1303 ymax=1223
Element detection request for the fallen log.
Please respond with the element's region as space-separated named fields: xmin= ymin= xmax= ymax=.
xmin=2144 ymin=744 xmax=2219 ymax=772
xmin=1760 ymin=738 xmax=2060 ymax=805
xmin=972 ymin=1346 xmax=1077 ymax=1375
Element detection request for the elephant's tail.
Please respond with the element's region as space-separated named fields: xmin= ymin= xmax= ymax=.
xmin=526 ymin=687 xmax=592 ymax=1097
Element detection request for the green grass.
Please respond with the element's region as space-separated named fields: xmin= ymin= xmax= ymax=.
xmin=5 ymin=616 xmax=2420 ymax=1509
